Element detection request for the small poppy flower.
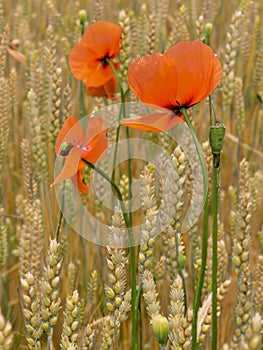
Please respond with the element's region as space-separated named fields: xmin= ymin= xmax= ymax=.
xmin=69 ymin=21 xmax=122 ymax=97
xmin=122 ymin=41 xmax=222 ymax=132
xmin=52 ymin=115 xmax=108 ymax=194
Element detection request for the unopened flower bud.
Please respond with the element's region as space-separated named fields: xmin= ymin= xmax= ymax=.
xmin=205 ymin=23 xmax=213 ymax=38
xmin=78 ymin=10 xmax=87 ymax=24
xmin=152 ymin=315 xmax=169 ymax=346
xmin=209 ymin=121 xmax=226 ymax=155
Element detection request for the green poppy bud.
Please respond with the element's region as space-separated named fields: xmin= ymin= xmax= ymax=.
xmin=209 ymin=121 xmax=226 ymax=155
xmin=152 ymin=315 xmax=169 ymax=346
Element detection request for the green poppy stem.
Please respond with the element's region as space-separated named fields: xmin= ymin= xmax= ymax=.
xmin=79 ymin=82 xmax=86 ymax=118
xmin=211 ymin=154 xmax=220 ymax=350
xmin=209 ymin=122 xmax=226 ymax=350
xmin=79 ymin=13 xmax=86 ymax=118
xmin=105 ymin=58 xmax=124 ymax=184
xmin=81 ymin=159 xmax=131 ymax=237
xmin=193 ymin=196 xmax=209 ymax=349
xmin=106 ymin=58 xmax=124 ymax=102
xmin=179 ymin=108 xmax=209 ymax=350
xmin=125 ymin=126 xmax=138 ymax=350
xmin=179 ymin=108 xmax=208 ymax=199
xmin=82 ymin=158 xmax=138 ymax=349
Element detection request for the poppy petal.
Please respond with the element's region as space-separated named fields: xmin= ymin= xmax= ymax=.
xmin=81 ymin=21 xmax=122 ymax=59
xmin=121 ymin=112 xmax=184 ymax=132
xmin=128 ymin=53 xmax=180 ymax=109
xmin=52 ymin=147 xmax=82 ymax=186
xmin=103 ymin=75 xmax=118 ymax=96
xmin=84 ymin=64 xmax=116 ymax=88
xmin=69 ymin=21 xmax=121 ymax=83
xmin=82 ymin=116 xmax=108 ymax=163
xmin=71 ymin=168 xmax=90 ymax=194
xmin=165 ymin=41 xmax=222 ymax=107
xmin=55 ymin=116 xmax=84 ymax=155
xmin=84 ymin=76 xmax=118 ymax=97
xmin=84 ymin=116 xmax=107 ymax=145
xmin=69 ymin=43 xmax=95 ymax=81
xmin=83 ymin=132 xmax=108 ymax=163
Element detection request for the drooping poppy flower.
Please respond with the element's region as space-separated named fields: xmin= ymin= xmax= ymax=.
xmin=52 ymin=115 xmax=108 ymax=194
xmin=122 ymin=41 xmax=222 ymax=132
xmin=69 ymin=21 xmax=122 ymax=97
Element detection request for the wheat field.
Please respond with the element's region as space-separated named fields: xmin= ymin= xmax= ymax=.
xmin=0 ymin=0 xmax=263 ymax=349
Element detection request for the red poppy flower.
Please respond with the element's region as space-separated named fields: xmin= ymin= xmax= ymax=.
xmin=52 ymin=115 xmax=108 ymax=194
xmin=69 ymin=21 xmax=122 ymax=97
xmin=122 ymin=41 xmax=222 ymax=132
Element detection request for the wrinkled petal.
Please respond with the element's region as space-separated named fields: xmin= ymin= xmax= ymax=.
xmin=128 ymin=53 xmax=180 ymax=109
xmin=165 ymin=41 xmax=222 ymax=107
xmin=71 ymin=168 xmax=89 ymax=194
xmin=121 ymin=112 xmax=184 ymax=132
xmin=52 ymin=147 xmax=82 ymax=186
xmin=55 ymin=116 xmax=84 ymax=155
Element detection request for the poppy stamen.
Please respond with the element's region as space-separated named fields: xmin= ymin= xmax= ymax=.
xmin=59 ymin=142 xmax=74 ymax=156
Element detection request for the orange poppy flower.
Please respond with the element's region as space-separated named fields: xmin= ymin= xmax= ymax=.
xmin=69 ymin=21 xmax=122 ymax=97
xmin=52 ymin=115 xmax=108 ymax=194
xmin=122 ymin=41 xmax=222 ymax=132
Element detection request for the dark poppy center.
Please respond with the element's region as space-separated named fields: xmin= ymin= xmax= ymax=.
xmin=100 ymin=54 xmax=110 ymax=68
xmin=164 ymin=100 xmax=181 ymax=111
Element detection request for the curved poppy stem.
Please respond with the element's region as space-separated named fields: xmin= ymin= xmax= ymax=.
xmin=82 ymin=158 xmax=138 ymax=349
xmin=81 ymin=159 xmax=131 ymax=232
xmin=105 ymin=58 xmax=125 ymax=184
xmin=179 ymin=108 xmax=209 ymax=350
xmin=179 ymin=108 xmax=208 ymax=197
